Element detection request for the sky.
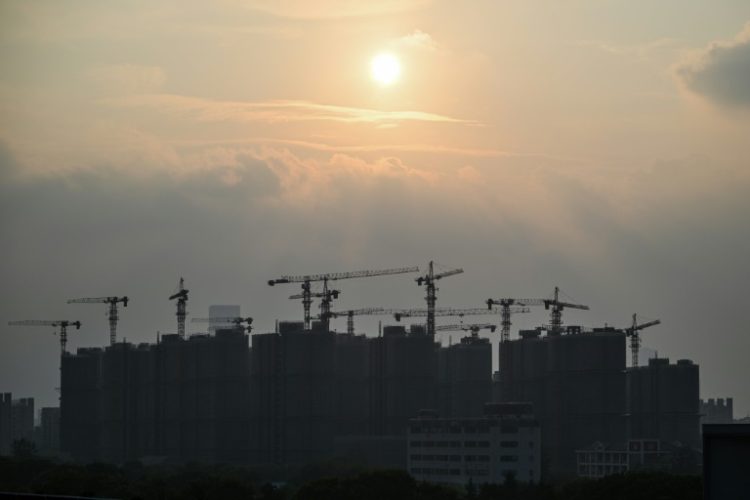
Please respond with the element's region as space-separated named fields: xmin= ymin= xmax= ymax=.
xmin=1 ymin=0 xmax=749 ymax=417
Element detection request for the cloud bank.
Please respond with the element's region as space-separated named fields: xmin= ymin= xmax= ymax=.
xmin=676 ymin=23 xmax=750 ymax=107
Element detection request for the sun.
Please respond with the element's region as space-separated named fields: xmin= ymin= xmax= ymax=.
xmin=371 ymin=53 xmax=401 ymax=86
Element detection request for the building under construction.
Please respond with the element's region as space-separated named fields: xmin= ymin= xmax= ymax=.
xmin=61 ymin=328 xmax=252 ymax=464
xmin=55 ymin=319 xmax=699 ymax=479
xmin=496 ymin=326 xmax=700 ymax=478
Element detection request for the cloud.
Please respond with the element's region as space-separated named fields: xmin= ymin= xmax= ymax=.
xmin=106 ymin=94 xmax=476 ymax=126
xmin=575 ymin=38 xmax=679 ymax=61
xmin=398 ymin=30 xmax=438 ymax=51
xmin=675 ymin=22 xmax=750 ymax=107
xmin=238 ymin=0 xmax=432 ymax=19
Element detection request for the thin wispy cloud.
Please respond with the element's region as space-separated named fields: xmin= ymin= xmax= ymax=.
xmin=238 ymin=0 xmax=432 ymax=19
xmin=397 ymin=30 xmax=438 ymax=51
xmin=106 ymin=94 xmax=477 ymax=126
xmin=574 ymin=38 xmax=680 ymax=60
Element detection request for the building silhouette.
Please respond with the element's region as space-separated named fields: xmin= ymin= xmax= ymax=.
xmin=496 ymin=326 xmax=628 ymax=477
xmin=54 ymin=320 xmax=700 ymax=480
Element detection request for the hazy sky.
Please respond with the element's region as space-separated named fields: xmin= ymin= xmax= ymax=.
xmin=1 ymin=1 xmax=749 ymax=416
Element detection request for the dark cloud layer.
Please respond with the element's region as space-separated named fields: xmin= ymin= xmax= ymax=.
xmin=2 ymin=144 xmax=750 ymax=415
xmin=677 ymin=24 xmax=750 ymax=107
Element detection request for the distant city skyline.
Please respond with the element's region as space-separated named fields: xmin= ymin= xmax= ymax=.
xmin=1 ymin=1 xmax=749 ymax=418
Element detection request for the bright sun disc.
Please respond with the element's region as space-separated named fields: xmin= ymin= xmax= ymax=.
xmin=371 ymin=53 xmax=401 ymax=85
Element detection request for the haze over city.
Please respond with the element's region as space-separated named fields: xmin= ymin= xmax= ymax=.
xmin=1 ymin=0 xmax=749 ymax=423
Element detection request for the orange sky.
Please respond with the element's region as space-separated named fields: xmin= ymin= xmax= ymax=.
xmin=1 ymin=0 xmax=750 ymax=415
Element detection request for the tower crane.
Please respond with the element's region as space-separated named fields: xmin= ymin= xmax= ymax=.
xmin=67 ymin=296 xmax=128 ymax=346
xmin=486 ymin=298 xmax=546 ymax=343
xmin=329 ymin=308 xmax=398 ymax=335
xmin=416 ymin=261 xmax=463 ymax=336
xmin=191 ymin=316 xmax=254 ymax=333
xmin=435 ymin=323 xmax=496 ymax=338
xmin=393 ymin=307 xmax=527 ymax=322
xmin=288 ymin=287 xmax=340 ymax=332
xmin=168 ymin=277 xmax=189 ymax=339
xmin=623 ymin=314 xmax=661 ymax=367
xmin=268 ymin=265 xmax=419 ymax=331
xmin=544 ymin=286 xmax=589 ymax=335
xmin=8 ymin=320 xmax=82 ymax=354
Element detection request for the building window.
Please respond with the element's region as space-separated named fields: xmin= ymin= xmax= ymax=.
xmin=410 ymin=441 xmax=422 ymax=447
xmin=478 ymin=441 xmax=490 ymax=448
xmin=501 ymin=441 xmax=518 ymax=447
xmin=501 ymin=423 xmax=518 ymax=433
xmin=500 ymin=455 xmax=518 ymax=463
xmin=465 ymin=441 xmax=477 ymax=447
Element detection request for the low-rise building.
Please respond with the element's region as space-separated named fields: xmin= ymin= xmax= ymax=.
xmin=407 ymin=402 xmax=541 ymax=486
xmin=703 ymin=424 xmax=750 ymax=500
xmin=700 ymin=398 xmax=734 ymax=425
xmin=575 ymin=438 xmax=698 ymax=478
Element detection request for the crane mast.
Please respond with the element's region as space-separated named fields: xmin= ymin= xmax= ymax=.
xmin=288 ymin=287 xmax=340 ymax=331
xmin=8 ymin=320 xmax=82 ymax=354
xmin=624 ymin=313 xmax=661 ymax=367
xmin=416 ymin=261 xmax=463 ymax=336
xmin=168 ymin=278 xmax=189 ymax=339
xmin=544 ymin=286 xmax=589 ymax=335
xmin=67 ymin=296 xmax=128 ymax=345
xmin=486 ymin=298 xmax=545 ymax=343
xmin=269 ymin=265 xmax=418 ymax=331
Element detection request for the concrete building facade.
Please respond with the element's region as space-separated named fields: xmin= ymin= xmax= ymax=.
xmin=438 ymin=335 xmax=492 ymax=419
xmin=39 ymin=407 xmax=61 ymax=453
xmin=700 ymin=398 xmax=734 ymax=425
xmin=497 ymin=326 xmax=627 ymax=478
xmin=575 ymin=439 xmax=675 ymax=478
xmin=407 ymin=403 xmax=541 ymax=486
xmin=626 ymin=358 xmax=700 ymax=449
xmin=703 ymin=424 xmax=750 ymax=500
xmin=11 ymin=398 xmax=35 ymax=444
xmin=61 ymin=328 xmax=252 ymax=464
xmin=249 ymin=322 xmax=337 ymax=466
xmin=0 ymin=393 xmax=11 ymax=455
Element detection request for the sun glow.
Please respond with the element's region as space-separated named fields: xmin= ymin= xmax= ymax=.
xmin=371 ymin=53 xmax=401 ymax=86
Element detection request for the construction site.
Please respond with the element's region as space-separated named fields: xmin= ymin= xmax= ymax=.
xmin=6 ymin=263 xmax=701 ymax=480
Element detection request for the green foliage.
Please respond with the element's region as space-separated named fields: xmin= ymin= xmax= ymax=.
xmin=0 ymin=457 xmax=701 ymax=500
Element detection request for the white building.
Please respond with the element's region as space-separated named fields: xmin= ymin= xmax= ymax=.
xmin=407 ymin=403 xmax=541 ymax=486
xmin=575 ymin=439 xmax=677 ymax=478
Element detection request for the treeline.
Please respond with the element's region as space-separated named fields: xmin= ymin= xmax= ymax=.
xmin=0 ymin=456 xmax=701 ymax=500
